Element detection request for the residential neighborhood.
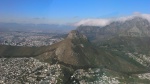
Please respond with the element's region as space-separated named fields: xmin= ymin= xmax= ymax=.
xmin=0 ymin=31 xmax=63 ymax=47
xmin=0 ymin=58 xmax=63 ymax=84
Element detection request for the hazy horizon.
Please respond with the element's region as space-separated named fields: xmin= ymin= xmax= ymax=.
xmin=0 ymin=0 xmax=150 ymax=25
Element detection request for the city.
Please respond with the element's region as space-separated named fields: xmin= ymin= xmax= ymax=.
xmin=0 ymin=58 xmax=63 ymax=84
xmin=0 ymin=31 xmax=63 ymax=47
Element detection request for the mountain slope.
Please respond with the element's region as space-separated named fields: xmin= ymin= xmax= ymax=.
xmin=76 ymin=16 xmax=150 ymax=70
xmin=36 ymin=30 xmax=102 ymax=67
xmin=36 ymin=31 xmax=148 ymax=73
xmin=77 ymin=17 xmax=150 ymax=42
xmin=97 ymin=36 xmax=150 ymax=68
xmin=0 ymin=30 xmax=148 ymax=73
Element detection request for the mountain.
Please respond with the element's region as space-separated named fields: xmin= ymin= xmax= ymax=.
xmin=77 ymin=17 xmax=150 ymax=41
xmin=76 ymin=16 xmax=150 ymax=69
xmin=1 ymin=30 xmax=150 ymax=83
xmin=0 ymin=30 xmax=148 ymax=73
xmin=36 ymin=30 xmax=101 ymax=67
xmin=1 ymin=16 xmax=150 ymax=83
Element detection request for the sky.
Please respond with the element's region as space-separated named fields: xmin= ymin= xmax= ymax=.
xmin=0 ymin=0 xmax=150 ymax=24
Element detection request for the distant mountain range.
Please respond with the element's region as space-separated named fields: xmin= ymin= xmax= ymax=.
xmin=77 ymin=17 xmax=150 ymax=41
xmin=0 ymin=22 xmax=75 ymax=33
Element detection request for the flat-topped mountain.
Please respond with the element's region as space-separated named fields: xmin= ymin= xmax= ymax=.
xmin=77 ymin=17 xmax=150 ymax=42
xmin=76 ymin=16 xmax=150 ymax=68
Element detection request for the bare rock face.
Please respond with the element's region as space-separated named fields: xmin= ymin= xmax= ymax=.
xmin=67 ymin=30 xmax=87 ymax=39
xmin=54 ymin=30 xmax=92 ymax=66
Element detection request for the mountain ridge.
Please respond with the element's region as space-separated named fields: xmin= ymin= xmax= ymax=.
xmin=0 ymin=30 xmax=148 ymax=73
xmin=76 ymin=16 xmax=150 ymax=71
xmin=77 ymin=17 xmax=150 ymax=42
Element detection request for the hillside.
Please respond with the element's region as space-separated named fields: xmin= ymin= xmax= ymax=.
xmin=0 ymin=30 xmax=148 ymax=73
xmin=76 ymin=16 xmax=150 ymax=71
xmin=77 ymin=17 xmax=150 ymax=42
xmin=1 ymin=29 xmax=150 ymax=83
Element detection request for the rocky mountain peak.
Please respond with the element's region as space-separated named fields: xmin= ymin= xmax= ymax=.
xmin=67 ymin=30 xmax=87 ymax=39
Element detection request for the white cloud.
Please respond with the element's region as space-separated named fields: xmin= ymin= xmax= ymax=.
xmin=116 ymin=13 xmax=150 ymax=22
xmin=74 ymin=18 xmax=112 ymax=26
xmin=115 ymin=15 xmax=135 ymax=22
xmin=140 ymin=14 xmax=150 ymax=22
xmin=74 ymin=13 xmax=150 ymax=27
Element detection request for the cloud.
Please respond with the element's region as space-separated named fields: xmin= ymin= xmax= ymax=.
xmin=116 ymin=13 xmax=150 ymax=22
xmin=74 ymin=18 xmax=112 ymax=26
xmin=74 ymin=13 xmax=150 ymax=27
xmin=140 ymin=14 xmax=150 ymax=22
